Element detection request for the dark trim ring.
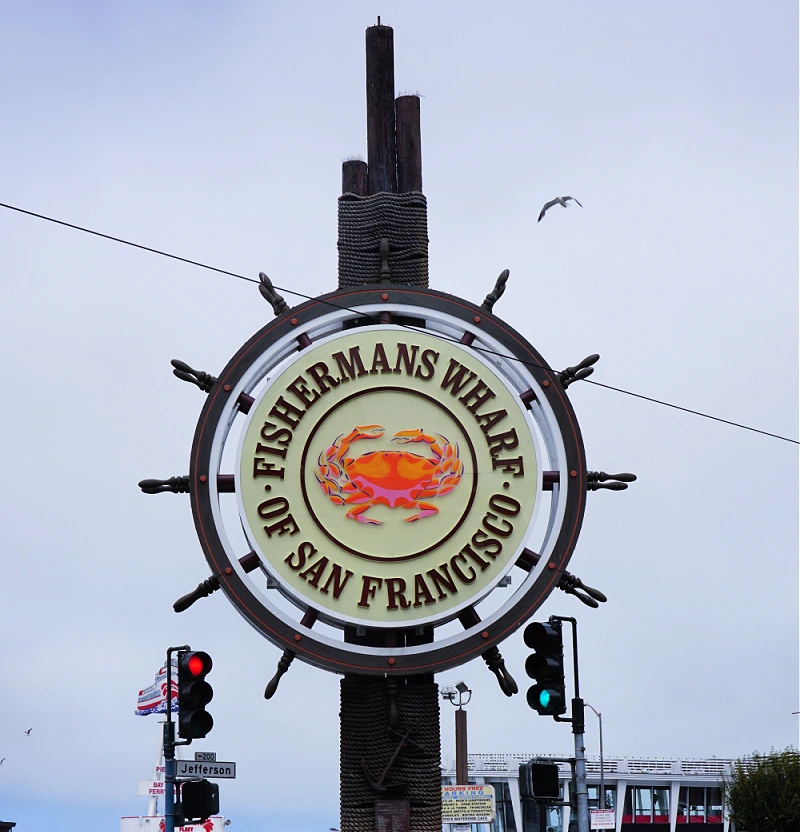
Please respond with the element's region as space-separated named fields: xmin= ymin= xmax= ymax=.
xmin=189 ymin=286 xmax=587 ymax=675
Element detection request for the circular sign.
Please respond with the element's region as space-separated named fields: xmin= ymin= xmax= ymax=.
xmin=235 ymin=327 xmax=541 ymax=628
xmin=189 ymin=286 xmax=586 ymax=676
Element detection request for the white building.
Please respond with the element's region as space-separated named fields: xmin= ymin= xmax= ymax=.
xmin=441 ymin=753 xmax=732 ymax=832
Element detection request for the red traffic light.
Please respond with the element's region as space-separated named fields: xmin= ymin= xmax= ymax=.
xmin=177 ymin=650 xmax=214 ymax=740
xmin=181 ymin=651 xmax=212 ymax=678
xmin=188 ymin=654 xmax=207 ymax=676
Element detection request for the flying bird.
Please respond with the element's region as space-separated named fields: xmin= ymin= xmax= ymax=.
xmin=0 ymin=758 xmax=6 ymax=766
xmin=538 ymin=195 xmax=583 ymax=222
xmin=24 ymin=729 xmax=32 ymax=736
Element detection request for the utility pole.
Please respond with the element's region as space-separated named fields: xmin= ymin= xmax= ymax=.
xmin=163 ymin=644 xmax=189 ymax=832
xmin=552 ymin=618 xmax=589 ymax=832
xmin=585 ymin=702 xmax=605 ymax=809
xmin=148 ymin=721 xmax=164 ymax=818
xmin=441 ymin=682 xmax=472 ymax=784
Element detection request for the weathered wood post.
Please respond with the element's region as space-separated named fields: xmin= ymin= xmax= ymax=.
xmin=365 ymin=24 xmax=397 ymax=195
xmin=338 ymin=22 xmax=440 ymax=832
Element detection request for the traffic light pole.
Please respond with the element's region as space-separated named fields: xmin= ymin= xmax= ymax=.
xmin=551 ymin=618 xmax=589 ymax=832
xmin=164 ymin=644 xmax=190 ymax=832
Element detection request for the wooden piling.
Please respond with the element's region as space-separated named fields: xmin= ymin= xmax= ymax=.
xmin=342 ymin=159 xmax=368 ymax=195
xmin=396 ymin=95 xmax=422 ymax=193
xmin=365 ymin=25 xmax=397 ymax=194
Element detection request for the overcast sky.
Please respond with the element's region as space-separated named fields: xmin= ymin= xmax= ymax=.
xmin=0 ymin=3 xmax=797 ymax=831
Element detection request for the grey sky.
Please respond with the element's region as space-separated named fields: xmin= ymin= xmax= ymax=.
xmin=0 ymin=3 xmax=797 ymax=831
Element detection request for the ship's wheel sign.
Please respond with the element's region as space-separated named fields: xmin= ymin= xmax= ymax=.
xmin=184 ymin=287 xmax=587 ymax=675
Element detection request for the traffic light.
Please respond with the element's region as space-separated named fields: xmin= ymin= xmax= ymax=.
xmin=179 ymin=779 xmax=219 ymax=823
xmin=177 ymin=650 xmax=214 ymax=740
xmin=519 ymin=761 xmax=561 ymax=801
xmin=524 ymin=620 xmax=567 ymax=716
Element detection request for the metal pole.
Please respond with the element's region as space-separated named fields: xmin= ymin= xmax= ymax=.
xmin=572 ymin=697 xmax=589 ymax=832
xmin=552 ymin=618 xmax=588 ymax=832
xmin=598 ymin=712 xmax=605 ymax=808
xmin=585 ymin=703 xmax=605 ymax=809
xmin=164 ymin=722 xmax=176 ymax=832
xmin=165 ymin=644 xmax=189 ymax=832
xmin=455 ymin=707 xmax=468 ymax=785
xmin=148 ymin=721 xmax=165 ymax=817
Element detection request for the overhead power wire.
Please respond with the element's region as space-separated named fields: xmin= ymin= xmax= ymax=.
xmin=0 ymin=201 xmax=258 ymax=286
xmin=583 ymin=380 xmax=796 ymax=444
xmin=1 ymin=199 xmax=797 ymax=446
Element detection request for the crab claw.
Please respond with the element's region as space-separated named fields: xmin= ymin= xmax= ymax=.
xmin=392 ymin=428 xmax=424 ymax=444
xmin=353 ymin=424 xmax=385 ymax=440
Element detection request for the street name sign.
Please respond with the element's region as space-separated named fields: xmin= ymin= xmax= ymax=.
xmin=175 ymin=760 xmax=236 ymax=779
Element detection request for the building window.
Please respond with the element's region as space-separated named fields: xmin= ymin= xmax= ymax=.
xmin=676 ymin=786 xmax=688 ymax=824
xmin=486 ymin=780 xmax=517 ymax=832
xmin=543 ymin=803 xmax=562 ymax=832
xmin=635 ymin=787 xmax=653 ymax=823
xmin=623 ymin=788 xmax=633 ymax=824
xmin=675 ymin=787 xmax=722 ymax=825
xmin=587 ymin=785 xmax=616 ymax=810
xmin=653 ymin=788 xmax=669 ymax=824
xmin=689 ymin=787 xmax=705 ymax=822
xmin=706 ymin=787 xmax=723 ymax=824
xmin=622 ymin=787 xmax=668 ymax=824
xmin=521 ymin=798 xmax=562 ymax=832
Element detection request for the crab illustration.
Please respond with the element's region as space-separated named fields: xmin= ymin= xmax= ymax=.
xmin=315 ymin=424 xmax=463 ymax=525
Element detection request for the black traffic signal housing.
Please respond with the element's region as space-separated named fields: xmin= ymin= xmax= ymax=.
xmin=177 ymin=650 xmax=214 ymax=740
xmin=524 ymin=620 xmax=567 ymax=716
xmin=519 ymin=761 xmax=561 ymax=801
xmin=179 ymin=779 xmax=220 ymax=824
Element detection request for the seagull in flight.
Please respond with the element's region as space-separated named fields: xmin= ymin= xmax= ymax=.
xmin=0 ymin=758 xmax=6 ymax=766
xmin=538 ymin=195 xmax=583 ymax=222
xmin=24 ymin=729 xmax=32 ymax=736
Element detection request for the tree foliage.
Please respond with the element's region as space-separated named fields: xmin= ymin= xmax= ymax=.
xmin=726 ymin=746 xmax=800 ymax=832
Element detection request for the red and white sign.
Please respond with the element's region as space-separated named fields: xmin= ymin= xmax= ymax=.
xmin=590 ymin=809 xmax=616 ymax=829
xmin=137 ymin=780 xmax=165 ymax=797
xmin=120 ymin=817 xmax=225 ymax=832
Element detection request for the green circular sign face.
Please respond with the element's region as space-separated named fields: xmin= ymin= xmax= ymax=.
xmin=237 ymin=327 xmax=541 ymax=627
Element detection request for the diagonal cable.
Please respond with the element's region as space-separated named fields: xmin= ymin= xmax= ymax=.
xmin=1 ymin=199 xmax=797 ymax=446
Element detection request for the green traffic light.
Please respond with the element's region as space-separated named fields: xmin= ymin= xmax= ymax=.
xmin=539 ymin=689 xmax=551 ymax=709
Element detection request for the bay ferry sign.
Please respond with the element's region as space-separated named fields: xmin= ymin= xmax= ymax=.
xmin=186 ymin=287 xmax=587 ymax=675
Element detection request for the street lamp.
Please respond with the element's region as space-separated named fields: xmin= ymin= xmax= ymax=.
xmin=584 ymin=702 xmax=605 ymax=809
xmin=441 ymin=681 xmax=472 ymax=784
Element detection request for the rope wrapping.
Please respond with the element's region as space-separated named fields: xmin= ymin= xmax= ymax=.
xmin=338 ymin=192 xmax=429 ymax=288
xmin=340 ymin=677 xmax=442 ymax=832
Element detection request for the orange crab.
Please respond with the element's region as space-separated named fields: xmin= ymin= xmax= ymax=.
xmin=315 ymin=425 xmax=463 ymax=524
